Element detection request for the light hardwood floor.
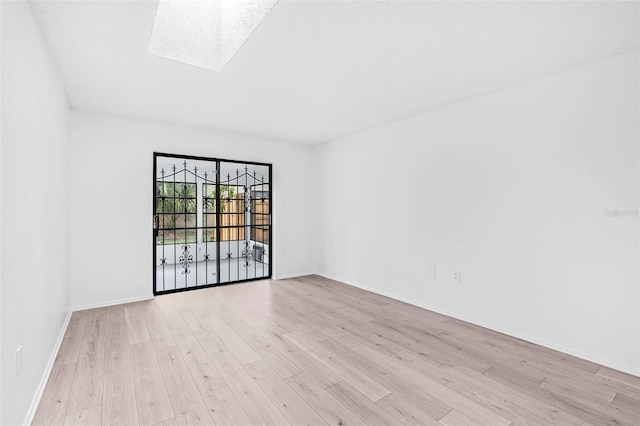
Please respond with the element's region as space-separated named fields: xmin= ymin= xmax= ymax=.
xmin=33 ymin=275 xmax=640 ymax=425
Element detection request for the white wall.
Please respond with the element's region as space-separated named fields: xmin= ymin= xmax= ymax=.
xmin=314 ymin=50 xmax=640 ymax=375
xmin=0 ymin=2 xmax=3 ymax=421
xmin=0 ymin=5 xmax=3 ymax=423
xmin=1 ymin=2 xmax=71 ymax=424
xmin=69 ymin=111 xmax=314 ymax=309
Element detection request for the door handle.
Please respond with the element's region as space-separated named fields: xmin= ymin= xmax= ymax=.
xmin=153 ymin=214 xmax=159 ymax=237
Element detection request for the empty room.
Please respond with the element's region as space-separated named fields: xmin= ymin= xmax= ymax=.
xmin=1 ymin=0 xmax=639 ymax=425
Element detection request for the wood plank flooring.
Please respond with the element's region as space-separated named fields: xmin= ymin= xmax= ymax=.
xmin=33 ymin=275 xmax=640 ymax=425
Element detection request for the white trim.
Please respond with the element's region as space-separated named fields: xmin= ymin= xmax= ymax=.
xmin=22 ymin=294 xmax=154 ymax=424
xmin=273 ymin=271 xmax=316 ymax=280
xmin=315 ymin=272 xmax=640 ymax=378
xmin=71 ymin=294 xmax=154 ymax=312
xmin=22 ymin=310 xmax=73 ymax=426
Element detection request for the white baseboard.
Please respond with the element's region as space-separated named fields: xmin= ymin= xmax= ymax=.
xmin=315 ymin=272 xmax=640 ymax=378
xmin=71 ymin=294 xmax=154 ymax=312
xmin=273 ymin=271 xmax=316 ymax=280
xmin=23 ymin=310 xmax=73 ymax=426
xmin=23 ymin=295 xmax=154 ymax=424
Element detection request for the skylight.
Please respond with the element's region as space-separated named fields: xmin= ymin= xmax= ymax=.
xmin=148 ymin=0 xmax=279 ymax=72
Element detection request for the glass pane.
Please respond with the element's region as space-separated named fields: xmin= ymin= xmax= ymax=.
xmin=156 ymin=181 xmax=175 ymax=197
xmin=204 ymin=228 xmax=216 ymax=242
xmin=170 ymin=214 xmax=193 ymax=229
xmin=220 ymin=213 xmax=243 ymax=229
xmin=157 ymin=181 xmax=197 ymax=197
xmin=223 ymin=193 xmax=242 ymax=214
xmin=221 ymin=226 xmax=245 ymax=241
xmin=203 ymin=183 xmax=216 ymax=198
xmin=219 ymin=185 xmax=239 ymax=204
xmin=174 ymin=199 xmax=196 ymax=214
xmin=175 ymin=183 xmax=196 ymax=198
xmin=204 ymin=214 xmax=216 ymax=228
xmin=186 ymin=229 xmax=196 ymax=243
xmin=157 ymin=229 xmax=202 ymax=245
xmin=165 ymin=229 xmax=197 ymax=244
xmin=156 ymin=198 xmax=174 ymax=214
xmin=252 ymin=213 xmax=268 ymax=227
xmin=163 ymin=230 xmax=176 ymax=244
xmin=159 ymin=214 xmax=176 ymax=229
xmin=203 ymin=198 xmax=216 ymax=213
xmin=251 ymin=227 xmax=269 ymax=244
xmin=260 ymin=199 xmax=270 ymax=214
xmin=220 ymin=227 xmax=230 ymax=241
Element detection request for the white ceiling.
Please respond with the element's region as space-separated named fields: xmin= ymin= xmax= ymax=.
xmin=30 ymin=1 xmax=639 ymax=145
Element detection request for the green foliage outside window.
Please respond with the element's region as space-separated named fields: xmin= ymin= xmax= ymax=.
xmin=203 ymin=184 xmax=236 ymax=213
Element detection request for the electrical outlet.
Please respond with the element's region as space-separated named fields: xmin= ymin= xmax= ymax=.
xmin=16 ymin=345 xmax=23 ymax=377
xmin=453 ymin=271 xmax=462 ymax=283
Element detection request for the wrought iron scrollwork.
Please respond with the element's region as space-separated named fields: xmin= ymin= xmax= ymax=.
xmin=179 ymin=245 xmax=193 ymax=275
xmin=242 ymin=240 xmax=253 ymax=268
xmin=244 ymin=186 xmax=252 ymax=212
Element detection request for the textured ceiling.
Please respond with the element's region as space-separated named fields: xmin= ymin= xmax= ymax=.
xmin=30 ymin=1 xmax=639 ymax=145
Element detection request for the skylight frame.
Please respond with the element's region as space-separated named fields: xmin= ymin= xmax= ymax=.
xmin=148 ymin=0 xmax=279 ymax=72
